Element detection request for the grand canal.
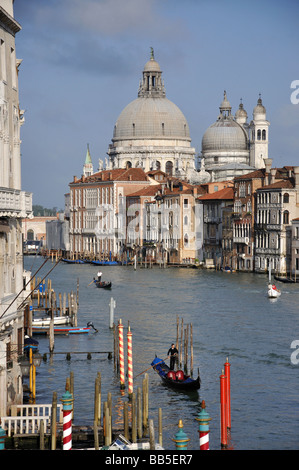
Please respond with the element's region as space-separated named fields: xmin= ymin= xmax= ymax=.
xmin=24 ymin=256 xmax=299 ymax=450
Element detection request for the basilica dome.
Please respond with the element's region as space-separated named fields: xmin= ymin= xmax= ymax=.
xmin=202 ymin=91 xmax=248 ymax=153
xmin=108 ymin=50 xmax=196 ymax=176
xmin=202 ymin=118 xmax=248 ymax=153
xmin=112 ymin=97 xmax=191 ymax=141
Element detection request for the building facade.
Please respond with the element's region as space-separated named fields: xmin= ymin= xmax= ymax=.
xmin=68 ymin=166 xmax=156 ymax=259
xmin=0 ymin=2 xmax=32 ymax=416
xmin=254 ymin=166 xmax=299 ymax=274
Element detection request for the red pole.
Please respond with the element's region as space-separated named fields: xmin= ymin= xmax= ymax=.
xmin=219 ymin=369 xmax=227 ymax=448
xmin=224 ymin=357 xmax=231 ymax=430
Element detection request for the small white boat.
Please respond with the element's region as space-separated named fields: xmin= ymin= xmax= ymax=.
xmin=268 ymin=284 xmax=281 ymax=298
xmin=32 ymin=316 xmax=71 ymax=327
xmin=267 ymin=261 xmax=281 ymax=298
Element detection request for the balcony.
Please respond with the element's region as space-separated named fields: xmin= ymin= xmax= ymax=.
xmin=0 ymin=188 xmax=32 ymax=218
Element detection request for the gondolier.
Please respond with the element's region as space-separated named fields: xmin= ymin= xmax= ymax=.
xmin=97 ymin=271 xmax=102 ymax=281
xmin=167 ymin=343 xmax=178 ymax=370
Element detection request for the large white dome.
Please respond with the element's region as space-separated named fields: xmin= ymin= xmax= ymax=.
xmin=112 ymin=96 xmax=191 ymax=141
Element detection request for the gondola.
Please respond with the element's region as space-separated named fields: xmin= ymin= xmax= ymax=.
xmin=94 ymin=280 xmax=112 ymax=289
xmin=62 ymin=258 xmax=85 ymax=264
xmin=151 ymin=357 xmax=200 ymax=391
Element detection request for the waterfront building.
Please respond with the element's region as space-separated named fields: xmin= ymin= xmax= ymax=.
xmin=232 ymin=162 xmax=270 ymax=272
xmin=68 ymin=163 xmax=158 ymax=259
xmin=290 ymin=218 xmax=299 ymax=279
xmin=200 ymin=92 xmax=270 ymax=183
xmin=107 ymin=49 xmax=198 ymax=181
xmin=0 ymin=2 xmax=32 ymax=416
xmin=197 ymin=185 xmax=234 ymax=267
xmin=126 ymin=179 xmax=205 ymax=264
xmin=254 ymin=166 xmax=299 ymax=275
xmin=22 ymin=215 xmax=56 ymax=253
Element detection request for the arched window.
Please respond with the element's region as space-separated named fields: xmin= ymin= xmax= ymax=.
xmin=165 ymin=161 xmax=173 ymax=176
xmin=283 ymin=193 xmax=289 ymax=203
xmin=257 ymin=129 xmax=261 ymax=140
xmin=184 ymin=233 xmax=188 ymax=246
xmin=283 ymin=210 xmax=289 ymax=224
xmin=125 ymin=161 xmax=132 ymax=169
xmin=27 ymin=229 xmax=34 ymax=241
xmin=262 ymin=129 xmax=266 ymax=140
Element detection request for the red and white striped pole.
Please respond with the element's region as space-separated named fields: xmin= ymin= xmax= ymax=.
xmin=61 ymin=386 xmax=74 ymax=450
xmin=224 ymin=358 xmax=231 ymax=431
xmin=220 ymin=369 xmax=227 ymax=448
xmin=196 ymin=400 xmax=211 ymax=450
xmin=127 ymin=325 xmax=133 ymax=397
xmin=118 ymin=319 xmax=125 ymax=389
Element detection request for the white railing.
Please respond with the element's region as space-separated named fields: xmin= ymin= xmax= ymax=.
xmin=1 ymin=404 xmax=63 ymax=436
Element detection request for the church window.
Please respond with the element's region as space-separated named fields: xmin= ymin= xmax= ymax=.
xmin=262 ymin=129 xmax=266 ymax=140
xmin=125 ymin=161 xmax=132 ymax=169
xmin=257 ymin=129 xmax=261 ymax=140
xmin=283 ymin=210 xmax=289 ymax=224
xmin=132 ymin=123 xmax=135 ymax=136
xmin=283 ymin=193 xmax=289 ymax=203
xmin=165 ymin=161 xmax=173 ymax=176
xmin=162 ymin=122 xmax=165 ymax=135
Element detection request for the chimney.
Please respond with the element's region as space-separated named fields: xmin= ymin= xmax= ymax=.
xmin=270 ymin=168 xmax=276 ymax=184
xmin=294 ymin=166 xmax=299 ymax=189
xmin=264 ymin=158 xmax=272 ymax=175
xmin=73 ymin=176 xmax=77 ymax=183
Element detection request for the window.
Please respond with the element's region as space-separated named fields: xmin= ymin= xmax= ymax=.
xmin=283 ymin=193 xmax=289 ymax=203
xmin=262 ymin=129 xmax=266 ymax=140
xmin=283 ymin=211 xmax=289 ymax=224
xmin=165 ymin=161 xmax=173 ymax=176
xmin=184 ymin=199 xmax=188 ymax=209
xmin=257 ymin=129 xmax=261 ymax=140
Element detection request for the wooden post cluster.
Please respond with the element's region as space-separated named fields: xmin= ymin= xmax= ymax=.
xmin=176 ymin=316 xmax=194 ymax=376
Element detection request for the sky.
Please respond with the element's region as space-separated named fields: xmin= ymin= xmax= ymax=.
xmin=13 ymin=0 xmax=299 ymax=209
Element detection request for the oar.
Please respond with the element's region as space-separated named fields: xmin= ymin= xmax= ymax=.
xmin=134 ymin=357 xmax=169 ymax=379
xmin=87 ymin=279 xmax=95 ymax=287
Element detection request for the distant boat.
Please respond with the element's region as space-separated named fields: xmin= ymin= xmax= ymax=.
xmin=62 ymin=259 xmax=85 ymax=264
xmin=32 ymin=316 xmax=71 ymax=327
xmin=151 ymin=357 xmax=200 ymax=391
xmin=94 ymin=280 xmax=112 ymax=289
xmin=274 ymin=275 xmax=299 ymax=284
xmin=268 ymin=284 xmax=281 ymax=298
xmin=268 ymin=261 xmax=281 ymax=298
xmin=91 ymin=260 xmax=118 ymax=266
xmin=32 ymin=325 xmax=92 ymax=335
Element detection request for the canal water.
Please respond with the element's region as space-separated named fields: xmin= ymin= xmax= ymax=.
xmin=24 ymin=256 xmax=299 ymax=450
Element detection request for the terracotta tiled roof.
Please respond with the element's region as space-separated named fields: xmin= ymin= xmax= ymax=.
xmin=257 ymin=179 xmax=294 ymax=190
xmin=234 ymin=169 xmax=266 ymax=180
xmin=127 ymin=185 xmax=163 ymax=197
xmin=72 ymin=167 xmax=149 ymax=184
xmin=197 ymin=186 xmax=234 ymax=200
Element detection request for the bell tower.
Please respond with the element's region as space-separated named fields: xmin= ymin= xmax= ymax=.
xmin=249 ymin=95 xmax=270 ymax=169
xmin=83 ymin=144 xmax=93 ymax=177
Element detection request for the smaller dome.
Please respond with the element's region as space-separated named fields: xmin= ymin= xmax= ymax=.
xmin=202 ymin=119 xmax=248 ymax=153
xmin=144 ymin=58 xmax=161 ymax=72
xmin=253 ymin=96 xmax=266 ymax=116
xmin=235 ymin=102 xmax=247 ymax=119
